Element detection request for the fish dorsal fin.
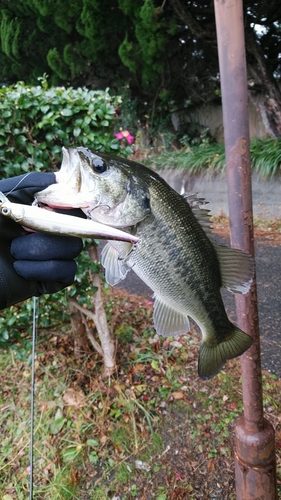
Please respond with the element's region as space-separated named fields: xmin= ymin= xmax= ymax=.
xmin=101 ymin=241 xmax=132 ymax=286
xmin=214 ymin=242 xmax=254 ymax=294
xmin=183 ymin=192 xmax=213 ymax=238
xmin=153 ymin=295 xmax=190 ymax=337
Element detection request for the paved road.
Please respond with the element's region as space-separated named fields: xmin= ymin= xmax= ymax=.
xmin=114 ymin=235 xmax=281 ymax=377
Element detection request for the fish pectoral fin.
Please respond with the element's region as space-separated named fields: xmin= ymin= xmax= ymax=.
xmin=215 ymin=243 xmax=254 ymax=294
xmin=198 ymin=326 xmax=253 ymax=380
xmin=101 ymin=241 xmax=132 ymax=286
xmin=153 ymin=296 xmax=190 ymax=337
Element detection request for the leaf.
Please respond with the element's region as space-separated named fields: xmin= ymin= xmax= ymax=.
xmin=63 ymin=387 xmax=86 ymax=408
xmin=171 ymin=391 xmax=185 ymax=400
xmin=15 ymin=135 xmax=27 ymax=145
xmin=50 ymin=416 xmax=65 ymax=435
xmin=151 ymin=359 xmax=160 ymax=372
xmin=60 ymin=108 xmax=73 ymax=116
xmin=100 ymin=435 xmax=108 ymax=446
xmin=73 ymin=127 xmax=81 ymax=137
xmin=96 ymin=108 xmax=104 ymax=119
xmin=40 ymin=105 xmax=50 ymax=114
xmin=86 ymin=439 xmax=99 ymax=447
xmin=50 ymin=408 xmax=65 ymax=435
xmin=89 ymin=451 xmax=99 ymax=464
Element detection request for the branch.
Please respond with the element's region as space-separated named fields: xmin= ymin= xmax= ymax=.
xmin=68 ymin=299 xmax=103 ymax=356
xmin=170 ymin=0 xmax=214 ymax=41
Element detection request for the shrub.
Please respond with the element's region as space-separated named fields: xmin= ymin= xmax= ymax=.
xmin=0 ymin=75 xmax=132 ymax=178
xmin=0 ymin=76 xmax=132 ymax=354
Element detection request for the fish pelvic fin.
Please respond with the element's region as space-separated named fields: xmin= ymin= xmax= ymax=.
xmin=214 ymin=243 xmax=255 ymax=294
xmin=198 ymin=326 xmax=253 ymax=380
xmin=153 ymin=295 xmax=190 ymax=337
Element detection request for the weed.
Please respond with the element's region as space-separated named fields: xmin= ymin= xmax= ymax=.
xmin=145 ymin=137 xmax=281 ymax=178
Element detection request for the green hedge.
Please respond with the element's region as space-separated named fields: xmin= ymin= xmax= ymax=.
xmin=0 ymin=77 xmax=130 ymax=351
xmin=0 ymin=76 xmax=131 ymax=178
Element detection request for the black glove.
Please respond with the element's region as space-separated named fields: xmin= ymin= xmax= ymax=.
xmin=0 ymin=172 xmax=84 ymax=309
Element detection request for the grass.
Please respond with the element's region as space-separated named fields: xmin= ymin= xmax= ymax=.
xmin=145 ymin=137 xmax=281 ymax=179
xmin=0 ymin=286 xmax=280 ymax=499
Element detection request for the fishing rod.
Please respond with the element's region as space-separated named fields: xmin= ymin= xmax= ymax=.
xmin=29 ymin=296 xmax=38 ymax=500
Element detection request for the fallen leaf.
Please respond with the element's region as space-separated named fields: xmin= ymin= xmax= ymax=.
xmin=63 ymin=388 xmax=86 ymax=408
xmin=171 ymin=391 xmax=185 ymax=400
xmin=132 ymin=363 xmax=146 ymax=373
xmin=100 ymin=435 xmax=108 ymax=446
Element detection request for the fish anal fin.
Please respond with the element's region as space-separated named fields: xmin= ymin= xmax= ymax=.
xmin=215 ymin=243 xmax=255 ymax=294
xmin=153 ymin=295 xmax=190 ymax=337
xmin=101 ymin=241 xmax=132 ymax=286
xmin=198 ymin=326 xmax=253 ymax=379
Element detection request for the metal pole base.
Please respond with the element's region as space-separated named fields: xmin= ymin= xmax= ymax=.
xmin=235 ymin=416 xmax=277 ymax=499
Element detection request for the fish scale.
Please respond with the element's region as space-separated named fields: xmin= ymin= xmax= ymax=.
xmin=35 ymin=147 xmax=254 ymax=379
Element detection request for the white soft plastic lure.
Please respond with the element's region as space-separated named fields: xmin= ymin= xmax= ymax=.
xmin=0 ymin=191 xmax=139 ymax=243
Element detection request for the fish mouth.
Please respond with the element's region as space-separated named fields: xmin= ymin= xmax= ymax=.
xmin=35 ymin=147 xmax=92 ymax=209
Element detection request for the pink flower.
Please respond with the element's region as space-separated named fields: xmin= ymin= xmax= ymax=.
xmin=115 ymin=132 xmax=124 ymax=140
xmin=114 ymin=130 xmax=134 ymax=145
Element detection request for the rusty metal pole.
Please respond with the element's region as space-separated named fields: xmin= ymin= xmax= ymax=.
xmin=213 ymin=1 xmax=277 ymax=498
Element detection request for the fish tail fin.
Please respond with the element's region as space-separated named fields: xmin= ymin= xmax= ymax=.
xmin=198 ymin=326 xmax=253 ymax=380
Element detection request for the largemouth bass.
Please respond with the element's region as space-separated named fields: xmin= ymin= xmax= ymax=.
xmin=36 ymin=147 xmax=254 ymax=379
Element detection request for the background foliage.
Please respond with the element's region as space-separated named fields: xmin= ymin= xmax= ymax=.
xmin=145 ymin=135 xmax=281 ymax=178
xmin=0 ymin=0 xmax=280 ymax=138
xmin=0 ymin=76 xmax=133 ymax=179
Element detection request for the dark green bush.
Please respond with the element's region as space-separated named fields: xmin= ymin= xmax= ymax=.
xmin=0 ymin=75 xmax=132 ymax=178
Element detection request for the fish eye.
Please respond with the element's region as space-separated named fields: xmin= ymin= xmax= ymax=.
xmin=92 ymin=158 xmax=107 ymax=174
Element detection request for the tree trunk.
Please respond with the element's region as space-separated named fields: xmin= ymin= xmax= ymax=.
xmin=246 ymin=32 xmax=281 ymax=137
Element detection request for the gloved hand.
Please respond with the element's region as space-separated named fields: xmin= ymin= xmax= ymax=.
xmin=0 ymin=172 xmax=84 ymax=309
